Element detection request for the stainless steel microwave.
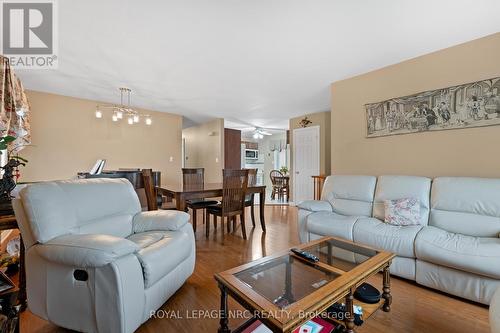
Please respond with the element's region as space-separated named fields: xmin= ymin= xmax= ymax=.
xmin=245 ymin=149 xmax=259 ymax=159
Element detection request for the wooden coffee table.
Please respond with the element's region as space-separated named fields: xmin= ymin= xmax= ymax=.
xmin=214 ymin=236 xmax=395 ymax=333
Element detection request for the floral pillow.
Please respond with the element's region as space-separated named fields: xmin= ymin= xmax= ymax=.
xmin=384 ymin=198 xmax=421 ymax=226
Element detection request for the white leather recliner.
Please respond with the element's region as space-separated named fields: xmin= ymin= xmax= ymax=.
xmin=13 ymin=178 xmax=195 ymax=333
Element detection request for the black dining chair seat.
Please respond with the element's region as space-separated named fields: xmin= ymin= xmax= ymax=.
xmin=187 ymin=199 xmax=219 ymax=208
xmin=206 ymin=203 xmax=222 ymax=212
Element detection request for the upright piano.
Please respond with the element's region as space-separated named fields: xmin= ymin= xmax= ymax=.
xmin=77 ymin=169 xmax=161 ymax=189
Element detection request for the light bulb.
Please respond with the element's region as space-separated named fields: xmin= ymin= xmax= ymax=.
xmin=253 ymin=133 xmax=259 ymax=139
xmin=145 ymin=117 xmax=152 ymax=125
xmin=127 ymin=117 xmax=134 ymax=125
xmin=112 ymin=114 xmax=118 ymax=122
xmin=95 ymin=110 xmax=102 ymax=118
xmin=133 ymin=115 xmax=140 ymax=123
xmin=116 ymin=110 xmax=123 ymax=119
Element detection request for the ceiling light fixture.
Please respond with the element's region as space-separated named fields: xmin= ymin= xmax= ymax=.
xmin=95 ymin=88 xmax=152 ymax=125
xmin=253 ymin=128 xmax=271 ymax=140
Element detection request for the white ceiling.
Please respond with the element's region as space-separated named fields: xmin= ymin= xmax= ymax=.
xmin=16 ymin=0 xmax=500 ymax=129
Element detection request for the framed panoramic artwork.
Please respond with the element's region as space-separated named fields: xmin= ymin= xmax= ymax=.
xmin=365 ymin=77 xmax=500 ymax=138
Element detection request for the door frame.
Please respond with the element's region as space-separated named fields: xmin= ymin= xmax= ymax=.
xmin=292 ymin=125 xmax=320 ymax=205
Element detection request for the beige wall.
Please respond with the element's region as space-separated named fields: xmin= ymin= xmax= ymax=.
xmin=21 ymin=90 xmax=183 ymax=184
xmin=182 ymin=118 xmax=224 ymax=183
xmin=331 ymin=32 xmax=500 ymax=178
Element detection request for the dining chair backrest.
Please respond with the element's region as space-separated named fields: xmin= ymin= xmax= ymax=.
xmin=222 ymin=169 xmax=249 ymax=214
xmin=182 ymin=168 xmax=204 ymax=191
xmin=270 ymin=170 xmax=285 ymax=187
xmin=247 ymin=168 xmax=257 ymax=187
xmin=245 ymin=168 xmax=257 ymax=201
xmin=141 ymin=168 xmax=158 ymax=211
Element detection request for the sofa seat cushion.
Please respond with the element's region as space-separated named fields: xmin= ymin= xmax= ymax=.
xmin=306 ymin=211 xmax=359 ymax=241
xmin=353 ymin=217 xmax=423 ymax=258
xmin=134 ymin=230 xmax=192 ymax=288
xmin=415 ymin=226 xmax=500 ymax=279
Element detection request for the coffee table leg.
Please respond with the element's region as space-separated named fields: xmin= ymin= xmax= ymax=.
xmin=345 ymin=290 xmax=355 ymax=333
xmin=382 ymin=263 xmax=392 ymax=312
xmin=218 ymin=284 xmax=231 ymax=333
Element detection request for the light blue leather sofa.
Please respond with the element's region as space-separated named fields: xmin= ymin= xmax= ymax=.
xmin=298 ymin=175 xmax=500 ymax=305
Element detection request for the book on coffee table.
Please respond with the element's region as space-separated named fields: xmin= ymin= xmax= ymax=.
xmin=242 ymin=317 xmax=336 ymax=333
xmin=241 ymin=320 xmax=272 ymax=333
xmin=292 ymin=317 xmax=335 ymax=333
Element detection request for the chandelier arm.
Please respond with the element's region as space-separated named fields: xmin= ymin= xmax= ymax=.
xmin=95 ymin=88 xmax=151 ymax=125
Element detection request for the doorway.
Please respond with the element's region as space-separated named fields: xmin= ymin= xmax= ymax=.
xmin=293 ymin=126 xmax=320 ymax=204
xmin=240 ymin=130 xmax=290 ymax=204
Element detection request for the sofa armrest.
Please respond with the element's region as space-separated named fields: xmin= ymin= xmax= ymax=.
xmin=297 ymin=200 xmax=333 ymax=212
xmin=35 ymin=234 xmax=139 ymax=268
xmin=133 ymin=210 xmax=190 ymax=233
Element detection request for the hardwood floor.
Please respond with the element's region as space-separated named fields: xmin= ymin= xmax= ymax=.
xmin=21 ymin=205 xmax=490 ymax=333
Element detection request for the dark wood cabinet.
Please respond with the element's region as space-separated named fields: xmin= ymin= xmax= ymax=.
xmin=241 ymin=141 xmax=258 ymax=150
xmin=224 ymin=128 xmax=241 ymax=169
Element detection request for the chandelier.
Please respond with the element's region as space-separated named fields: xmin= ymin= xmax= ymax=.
xmin=95 ymin=88 xmax=152 ymax=125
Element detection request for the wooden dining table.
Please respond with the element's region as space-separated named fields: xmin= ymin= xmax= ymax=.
xmin=156 ymin=183 xmax=267 ymax=232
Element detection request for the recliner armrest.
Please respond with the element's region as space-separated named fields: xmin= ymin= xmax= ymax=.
xmin=297 ymin=200 xmax=333 ymax=212
xmin=133 ymin=210 xmax=190 ymax=233
xmin=35 ymin=234 xmax=139 ymax=268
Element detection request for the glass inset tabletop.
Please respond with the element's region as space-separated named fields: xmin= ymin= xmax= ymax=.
xmin=232 ymin=238 xmax=380 ymax=309
xmin=234 ymin=255 xmax=339 ymax=309
xmin=304 ymin=238 xmax=379 ymax=272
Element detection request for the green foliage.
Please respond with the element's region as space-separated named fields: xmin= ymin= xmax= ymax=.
xmin=0 ymin=135 xmax=29 ymax=164
xmin=14 ymin=155 xmax=28 ymax=163
xmin=279 ymin=166 xmax=289 ymax=175
xmin=0 ymin=136 xmax=16 ymax=152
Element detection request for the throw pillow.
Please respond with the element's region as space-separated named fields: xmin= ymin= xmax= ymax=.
xmin=384 ymin=198 xmax=420 ymax=226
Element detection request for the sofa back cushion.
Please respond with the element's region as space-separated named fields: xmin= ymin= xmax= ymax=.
xmin=373 ymin=175 xmax=431 ymax=226
xmin=430 ymin=177 xmax=500 ymax=237
xmin=321 ymin=175 xmax=377 ymax=216
xmin=19 ymin=178 xmax=141 ymax=243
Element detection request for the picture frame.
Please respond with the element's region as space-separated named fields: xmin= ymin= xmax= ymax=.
xmin=365 ymin=77 xmax=500 ymax=138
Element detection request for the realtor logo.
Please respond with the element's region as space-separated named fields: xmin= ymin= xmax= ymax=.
xmin=1 ymin=0 xmax=58 ymax=69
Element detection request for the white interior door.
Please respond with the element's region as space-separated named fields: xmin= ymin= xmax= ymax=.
xmin=293 ymin=126 xmax=320 ymax=204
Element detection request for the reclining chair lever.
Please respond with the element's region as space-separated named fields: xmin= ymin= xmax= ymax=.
xmin=74 ymin=270 xmax=89 ymax=282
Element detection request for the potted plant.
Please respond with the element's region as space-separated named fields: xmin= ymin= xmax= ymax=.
xmin=0 ymin=136 xmax=28 ymax=214
xmin=279 ymin=166 xmax=289 ymax=175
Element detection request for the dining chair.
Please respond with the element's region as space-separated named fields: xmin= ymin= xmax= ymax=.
xmin=270 ymin=169 xmax=286 ymax=201
xmin=182 ymin=168 xmax=219 ymax=232
xmin=206 ymin=169 xmax=249 ymax=239
xmin=244 ymin=168 xmax=258 ymax=227
xmin=141 ymin=169 xmax=176 ymax=210
xmin=282 ymin=175 xmax=290 ymax=202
